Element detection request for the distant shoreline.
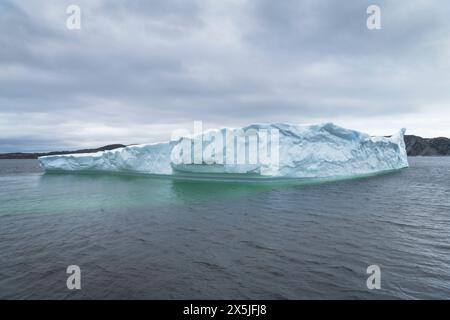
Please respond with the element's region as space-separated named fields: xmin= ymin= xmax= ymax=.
xmin=0 ymin=144 xmax=126 ymax=160
xmin=0 ymin=135 xmax=449 ymax=159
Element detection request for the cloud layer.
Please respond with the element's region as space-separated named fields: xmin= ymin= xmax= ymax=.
xmin=1 ymin=0 xmax=450 ymax=151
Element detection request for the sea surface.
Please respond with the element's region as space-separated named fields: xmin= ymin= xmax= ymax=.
xmin=0 ymin=157 xmax=449 ymax=299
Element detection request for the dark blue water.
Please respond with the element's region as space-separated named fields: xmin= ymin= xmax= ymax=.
xmin=0 ymin=158 xmax=449 ymax=299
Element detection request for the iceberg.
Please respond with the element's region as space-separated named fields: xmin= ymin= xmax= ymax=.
xmin=38 ymin=123 xmax=409 ymax=179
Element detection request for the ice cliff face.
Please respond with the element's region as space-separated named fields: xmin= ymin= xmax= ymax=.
xmin=38 ymin=123 xmax=409 ymax=179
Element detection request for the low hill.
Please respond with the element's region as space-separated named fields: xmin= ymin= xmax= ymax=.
xmin=404 ymin=135 xmax=450 ymax=156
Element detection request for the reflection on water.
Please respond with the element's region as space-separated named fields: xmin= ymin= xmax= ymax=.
xmin=0 ymin=171 xmax=267 ymax=216
xmin=34 ymin=172 xmax=277 ymax=212
xmin=28 ymin=167 xmax=404 ymax=214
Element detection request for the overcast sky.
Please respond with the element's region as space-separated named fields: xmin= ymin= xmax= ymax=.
xmin=1 ymin=0 xmax=450 ymax=152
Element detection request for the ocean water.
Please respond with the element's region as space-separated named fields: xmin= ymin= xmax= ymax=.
xmin=0 ymin=157 xmax=449 ymax=299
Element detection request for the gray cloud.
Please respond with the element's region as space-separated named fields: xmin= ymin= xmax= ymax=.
xmin=1 ymin=0 xmax=450 ymax=152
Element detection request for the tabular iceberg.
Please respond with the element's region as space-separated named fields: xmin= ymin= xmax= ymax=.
xmin=38 ymin=123 xmax=409 ymax=179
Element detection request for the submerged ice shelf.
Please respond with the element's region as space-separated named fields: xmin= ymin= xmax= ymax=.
xmin=38 ymin=123 xmax=409 ymax=179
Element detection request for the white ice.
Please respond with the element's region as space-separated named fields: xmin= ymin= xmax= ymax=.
xmin=38 ymin=123 xmax=409 ymax=179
